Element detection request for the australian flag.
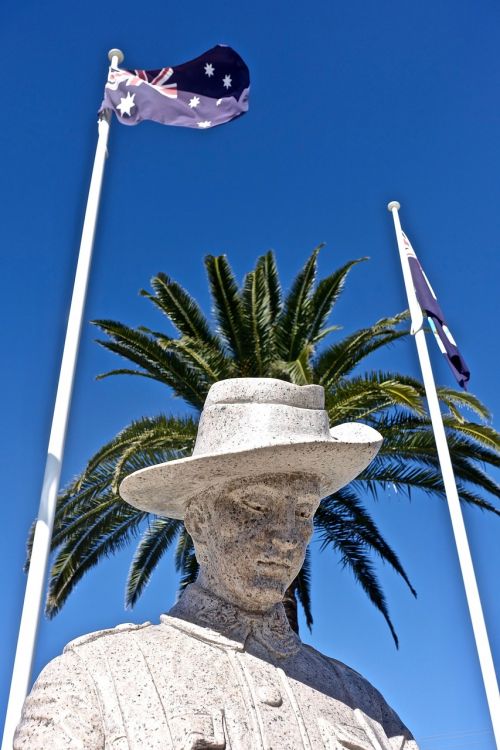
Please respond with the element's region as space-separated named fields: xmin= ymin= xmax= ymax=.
xmin=100 ymin=45 xmax=250 ymax=129
xmin=403 ymin=232 xmax=470 ymax=389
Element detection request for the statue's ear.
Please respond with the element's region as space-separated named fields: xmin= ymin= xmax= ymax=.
xmin=184 ymin=502 xmax=207 ymax=542
xmin=184 ymin=502 xmax=211 ymax=566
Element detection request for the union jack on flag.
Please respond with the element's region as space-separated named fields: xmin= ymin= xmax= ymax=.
xmin=100 ymin=45 xmax=250 ymax=130
xmin=108 ymin=67 xmax=178 ymax=100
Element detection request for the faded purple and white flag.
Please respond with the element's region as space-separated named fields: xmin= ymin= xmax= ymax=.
xmin=100 ymin=44 xmax=250 ymax=129
xmin=403 ymin=232 xmax=470 ymax=389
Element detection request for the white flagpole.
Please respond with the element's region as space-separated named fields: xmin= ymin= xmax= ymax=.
xmin=387 ymin=200 xmax=500 ymax=749
xmin=2 ymin=48 xmax=125 ymax=750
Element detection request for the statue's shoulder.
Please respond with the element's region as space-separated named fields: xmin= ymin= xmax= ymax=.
xmin=302 ymin=643 xmax=388 ymax=703
xmin=302 ymin=643 xmax=367 ymax=678
xmin=64 ymin=621 xmax=153 ymax=653
xmin=322 ymin=652 xmax=369 ymax=684
xmin=302 ymin=644 xmax=415 ymax=739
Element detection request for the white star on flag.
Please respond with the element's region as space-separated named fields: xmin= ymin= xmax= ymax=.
xmin=204 ymin=63 xmax=215 ymax=77
xmin=216 ymin=99 xmax=223 ymax=106
xmin=189 ymin=96 xmax=200 ymax=109
xmin=116 ymin=92 xmax=136 ymax=116
xmin=222 ymin=74 xmax=232 ymax=89
xmin=197 ymin=121 xmax=212 ymax=128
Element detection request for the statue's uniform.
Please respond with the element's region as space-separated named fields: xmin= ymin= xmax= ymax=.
xmin=15 ymin=585 xmax=419 ymax=750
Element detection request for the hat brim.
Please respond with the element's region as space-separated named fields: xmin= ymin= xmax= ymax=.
xmin=119 ymin=426 xmax=382 ymax=519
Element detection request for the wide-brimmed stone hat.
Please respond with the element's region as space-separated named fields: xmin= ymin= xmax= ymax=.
xmin=120 ymin=378 xmax=382 ymax=519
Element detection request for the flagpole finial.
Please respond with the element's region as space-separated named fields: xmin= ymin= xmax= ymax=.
xmin=108 ymin=48 xmax=125 ymax=65
xmin=387 ymin=201 xmax=401 ymax=211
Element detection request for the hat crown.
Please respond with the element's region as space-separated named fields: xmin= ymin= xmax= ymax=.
xmin=193 ymin=378 xmax=330 ymax=457
xmin=205 ymin=378 xmax=325 ymax=409
xmin=120 ymin=377 xmax=383 ymax=520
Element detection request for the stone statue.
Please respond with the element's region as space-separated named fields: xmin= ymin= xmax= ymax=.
xmin=15 ymin=378 xmax=419 ymax=749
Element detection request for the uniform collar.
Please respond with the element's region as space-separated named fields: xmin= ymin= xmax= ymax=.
xmin=162 ymin=583 xmax=301 ymax=659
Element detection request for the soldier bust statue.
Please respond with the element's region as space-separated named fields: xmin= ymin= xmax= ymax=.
xmin=16 ymin=378 xmax=419 ymax=749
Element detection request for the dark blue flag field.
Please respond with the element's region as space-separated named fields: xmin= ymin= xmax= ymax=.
xmin=100 ymin=44 xmax=250 ymax=129
xmin=403 ymin=232 xmax=470 ymax=389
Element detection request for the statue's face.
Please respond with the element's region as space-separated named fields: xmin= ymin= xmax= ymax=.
xmin=186 ymin=474 xmax=321 ymax=612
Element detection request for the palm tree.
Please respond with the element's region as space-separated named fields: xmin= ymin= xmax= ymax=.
xmin=43 ymin=248 xmax=500 ymax=645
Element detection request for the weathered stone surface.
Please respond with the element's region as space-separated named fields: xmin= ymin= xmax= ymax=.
xmin=119 ymin=377 xmax=383 ymax=520
xmin=16 ymin=379 xmax=419 ymax=749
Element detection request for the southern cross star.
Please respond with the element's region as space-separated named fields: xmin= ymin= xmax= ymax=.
xmin=197 ymin=120 xmax=212 ymax=128
xmin=222 ymin=74 xmax=232 ymax=89
xmin=204 ymin=63 xmax=215 ymax=77
xmin=117 ymin=92 xmax=136 ymax=116
xmin=189 ymin=96 xmax=200 ymax=109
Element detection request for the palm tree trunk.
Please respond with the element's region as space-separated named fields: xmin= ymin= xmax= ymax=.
xmin=283 ymin=583 xmax=299 ymax=634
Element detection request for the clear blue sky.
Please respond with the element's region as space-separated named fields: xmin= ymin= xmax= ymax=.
xmin=1 ymin=1 xmax=499 ymax=748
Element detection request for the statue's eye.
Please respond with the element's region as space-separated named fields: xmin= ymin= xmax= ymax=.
xmin=296 ymin=506 xmax=312 ymax=519
xmin=243 ymin=500 xmax=265 ymax=513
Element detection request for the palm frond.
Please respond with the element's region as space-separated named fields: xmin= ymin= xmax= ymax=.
xmin=275 ymin=245 xmax=323 ymax=359
xmin=307 ymin=258 xmax=367 ymax=344
xmin=167 ymin=337 xmax=235 ymax=383
xmin=327 ymin=372 xmax=425 ymax=423
xmin=54 ymin=459 xmax=121 ymax=530
xmin=378 ymin=415 xmax=500 ymax=470
xmin=47 ymin=501 xmax=146 ymax=617
xmin=358 ymin=460 xmax=500 ymax=515
xmin=436 ymin=387 xmax=491 ymax=422
xmin=205 ymin=254 xmax=247 ymax=362
xmin=446 ymin=456 xmax=500 ymax=500
xmin=126 ymin=517 xmax=182 ymax=607
xmin=24 ymin=521 xmax=36 ymax=573
xmin=141 ymin=272 xmax=219 ymax=348
xmin=446 ymin=421 xmax=500 ymax=451
xmin=315 ymin=313 xmax=409 ymax=387
xmin=310 ymin=324 xmax=343 ymax=346
xmin=53 ymin=495 xmax=122 ymax=548
xmin=95 ymin=368 xmax=160 ymax=381
xmin=272 ymin=345 xmax=314 ymax=385
xmin=93 ymin=320 xmax=207 ymax=410
xmin=72 ymin=415 xmax=196 ymax=493
xmin=175 ymin=528 xmax=199 ymax=592
xmin=295 ymin=548 xmax=313 ymax=630
xmin=259 ymin=250 xmax=282 ymax=323
xmin=241 ymin=257 xmax=276 ymax=375
xmin=315 ymin=495 xmax=401 ymax=647
xmin=319 ymin=488 xmax=416 ymax=596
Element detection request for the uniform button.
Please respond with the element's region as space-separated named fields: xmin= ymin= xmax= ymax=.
xmin=257 ymin=686 xmax=283 ymax=707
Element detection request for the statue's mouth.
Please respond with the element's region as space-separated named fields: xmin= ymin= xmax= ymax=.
xmin=256 ymin=559 xmax=292 ymax=571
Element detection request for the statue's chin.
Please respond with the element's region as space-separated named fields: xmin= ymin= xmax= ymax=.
xmin=196 ymin=565 xmax=296 ymax=613
xmin=217 ymin=576 xmax=290 ymax=613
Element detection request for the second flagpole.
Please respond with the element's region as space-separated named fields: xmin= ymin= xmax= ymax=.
xmin=388 ymin=201 xmax=500 ymax=749
xmin=1 ymin=48 xmax=124 ymax=750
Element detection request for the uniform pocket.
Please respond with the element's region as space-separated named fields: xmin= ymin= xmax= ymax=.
xmin=170 ymin=708 xmax=226 ymax=750
xmin=318 ymin=717 xmax=373 ymax=750
xmin=105 ymin=736 xmax=128 ymax=749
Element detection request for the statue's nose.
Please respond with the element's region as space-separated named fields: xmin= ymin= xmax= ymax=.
xmin=271 ymin=528 xmax=301 ymax=553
